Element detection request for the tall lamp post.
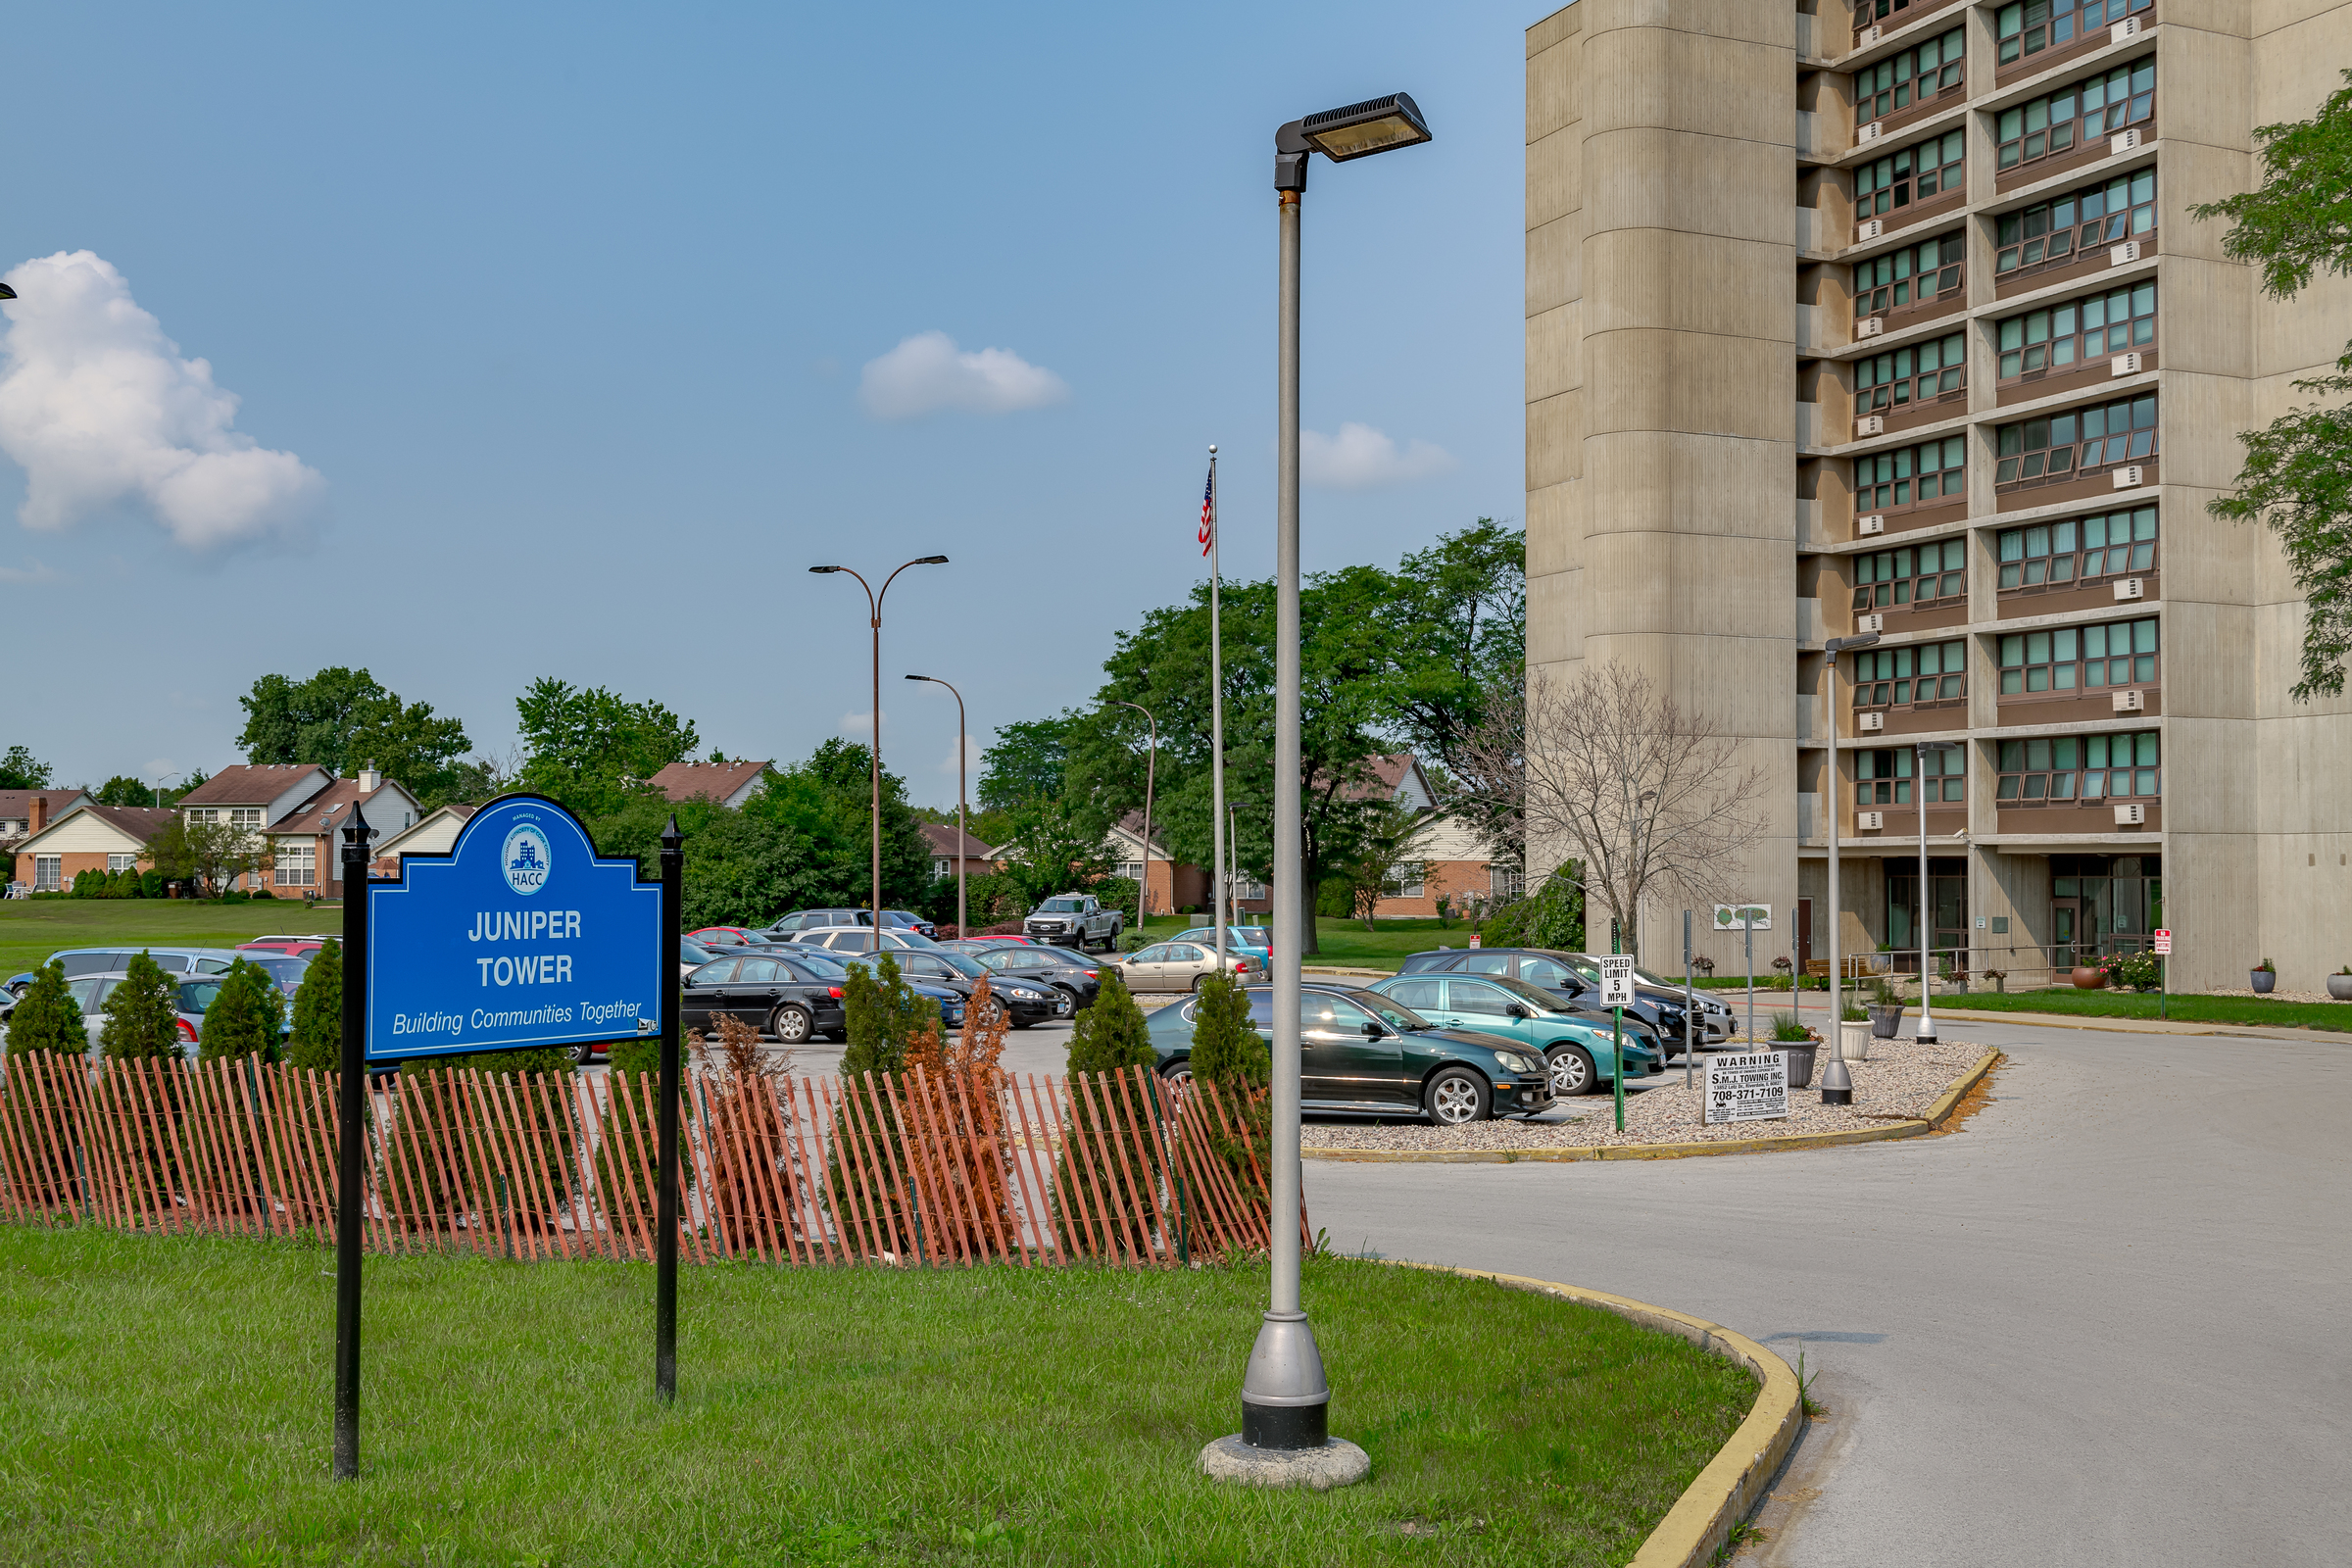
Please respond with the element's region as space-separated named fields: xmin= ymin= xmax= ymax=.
xmin=906 ymin=674 xmax=968 ymax=937
xmin=811 ymin=557 xmax=949 ymax=944
xmin=1210 ymin=90 xmax=1431 ymax=1488
xmin=1107 ymin=700 xmax=1157 ymax=942
xmin=1818 ymin=632 xmax=1879 ymax=1106
xmin=1913 ymin=739 xmax=1961 ymax=1046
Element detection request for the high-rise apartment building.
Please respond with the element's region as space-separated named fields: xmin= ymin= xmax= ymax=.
xmin=1526 ymin=0 xmax=2352 ymax=992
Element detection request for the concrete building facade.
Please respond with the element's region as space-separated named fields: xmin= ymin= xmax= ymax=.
xmin=1527 ymin=0 xmax=2352 ymax=992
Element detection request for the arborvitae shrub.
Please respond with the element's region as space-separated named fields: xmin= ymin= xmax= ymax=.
xmin=5 ymin=960 xmax=85 ymax=1056
xmin=841 ymin=954 xmax=936 ymax=1079
xmin=1054 ymin=968 xmax=1163 ymax=1257
xmin=197 ymin=958 xmax=284 ymax=1063
xmin=1188 ymin=970 xmax=1270 ymax=1192
xmin=828 ymin=955 xmax=938 ymax=1253
xmin=101 ymin=952 xmax=183 ymax=1061
xmin=285 ymin=940 xmax=342 ymax=1072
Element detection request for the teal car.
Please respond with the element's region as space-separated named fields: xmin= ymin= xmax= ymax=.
xmin=1171 ymin=926 xmax=1273 ymax=964
xmin=1365 ymin=973 xmax=1663 ymax=1098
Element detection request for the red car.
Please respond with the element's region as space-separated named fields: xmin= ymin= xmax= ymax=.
xmin=240 ymin=935 xmax=332 ymax=956
xmin=688 ymin=926 xmax=782 ymax=948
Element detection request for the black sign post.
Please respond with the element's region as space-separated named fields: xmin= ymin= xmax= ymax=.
xmin=656 ymin=815 xmax=683 ymax=1402
xmin=333 ymin=802 xmax=370 ymax=1480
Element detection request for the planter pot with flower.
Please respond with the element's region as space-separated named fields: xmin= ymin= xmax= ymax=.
xmin=2251 ymin=961 xmax=2276 ymax=995
xmin=2328 ymin=969 xmax=2352 ymax=1003
xmin=1867 ymin=1002 xmax=1905 ymax=1039
xmin=2072 ymin=966 xmax=2107 ymax=990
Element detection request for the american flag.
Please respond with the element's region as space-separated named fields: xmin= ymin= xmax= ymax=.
xmin=1199 ymin=463 xmax=1215 ymax=557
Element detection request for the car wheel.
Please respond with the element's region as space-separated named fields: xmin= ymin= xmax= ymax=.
xmin=1425 ymin=1066 xmax=1491 ymax=1126
xmin=570 ymin=1043 xmax=597 ymax=1067
xmin=1051 ymin=988 xmax=1076 ymax=1018
xmin=769 ymin=1004 xmax=812 ymax=1045
xmin=1546 ymin=1044 xmax=1599 ymax=1097
xmin=1161 ymin=1058 xmax=1194 ymax=1087
xmin=1190 ymin=972 xmax=1209 ymax=993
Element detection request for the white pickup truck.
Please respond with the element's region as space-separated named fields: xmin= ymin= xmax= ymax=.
xmin=1023 ymin=893 xmax=1124 ymax=953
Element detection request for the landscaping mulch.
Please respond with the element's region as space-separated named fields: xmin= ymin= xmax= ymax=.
xmin=1300 ymin=1038 xmax=1988 ymax=1153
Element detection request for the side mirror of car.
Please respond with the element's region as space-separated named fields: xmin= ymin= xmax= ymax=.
xmin=1505 ymin=1004 xmax=1528 ymax=1019
xmin=1361 ymin=1020 xmax=1386 ymax=1037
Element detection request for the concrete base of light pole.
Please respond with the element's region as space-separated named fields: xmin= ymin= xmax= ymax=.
xmin=1199 ymin=1434 xmax=1370 ymax=1491
xmin=1819 ymin=1053 xmax=1854 ymax=1105
xmin=1915 ymin=1030 xmax=1939 ymax=1046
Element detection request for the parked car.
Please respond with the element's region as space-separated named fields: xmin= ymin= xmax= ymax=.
xmin=39 ymin=969 xmax=293 ymax=1057
xmin=687 ymin=925 xmax=790 ymax=948
xmin=1395 ymin=947 xmax=1731 ymax=1050
xmin=683 ymin=952 xmax=849 ymax=1045
xmin=238 ymin=935 xmax=332 ymax=957
xmin=1171 ymin=926 xmax=1274 ymax=964
xmin=763 ymin=908 xmax=873 ymax=935
xmin=941 ymin=935 xmax=1037 ymax=953
xmin=1143 ymin=982 xmax=1555 ymax=1124
xmin=1365 ymin=973 xmax=1662 ymax=1096
xmin=792 ymin=928 xmax=940 ymax=955
xmin=676 ymin=935 xmax=725 ymax=977
xmin=1023 ymin=893 xmax=1123 ymax=952
xmin=892 ymin=949 xmax=1058 ymax=1030
xmin=964 ymin=945 xmax=1102 ymax=1016
xmin=238 ymin=953 xmax=313 ymax=1000
xmin=1113 ymin=940 xmax=1258 ymax=993
xmin=9 ymin=946 xmax=249 ymax=999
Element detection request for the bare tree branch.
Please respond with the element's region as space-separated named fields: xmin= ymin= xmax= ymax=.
xmin=1436 ymin=670 xmax=1525 ymax=866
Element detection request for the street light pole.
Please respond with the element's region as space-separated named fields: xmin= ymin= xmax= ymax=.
xmin=811 ymin=558 xmax=948 ymax=946
xmin=1210 ymin=90 xmax=1429 ymax=1489
xmin=1108 ymin=700 xmax=1157 ymax=944
xmin=1819 ymin=632 xmax=1879 ymax=1106
xmin=1914 ymin=739 xmax=1961 ymax=1046
xmin=906 ymin=674 xmax=968 ymax=937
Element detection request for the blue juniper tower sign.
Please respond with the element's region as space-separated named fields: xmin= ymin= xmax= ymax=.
xmin=332 ymin=794 xmax=684 ymax=1480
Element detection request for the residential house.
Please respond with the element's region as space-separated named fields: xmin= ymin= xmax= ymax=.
xmin=176 ymin=763 xmax=422 ymax=899
xmin=649 ymin=760 xmax=772 ymax=809
xmin=1106 ymin=812 xmax=1209 ymax=917
xmin=920 ymin=821 xmax=998 ymax=884
xmin=1354 ymin=754 xmax=1503 ymax=921
xmin=1 ymin=788 xmax=93 ymax=871
xmin=370 ymin=803 xmax=481 ymax=874
xmin=12 ymin=804 xmax=176 ymax=893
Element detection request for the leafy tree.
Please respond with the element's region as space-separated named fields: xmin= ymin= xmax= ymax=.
xmin=93 ymin=775 xmax=154 ymax=808
xmin=515 ymin=677 xmax=698 ymax=816
xmin=997 ymin=792 xmax=1114 ymax=911
xmin=0 ymin=745 xmax=52 ymax=791
xmin=840 ymin=954 xmax=936 ymax=1079
xmin=1371 ymin=520 xmax=1527 ymax=780
xmin=238 ymin=666 xmax=472 ymax=799
xmin=2191 ymin=70 xmax=2352 ymax=699
xmin=977 ymin=714 xmax=1083 ymax=810
xmin=439 ymin=750 xmax=520 ymax=807
xmin=5 ymin=961 xmax=85 ymax=1055
xmin=196 ymin=958 xmax=285 ymax=1063
xmin=147 ymin=814 xmax=269 ymax=899
xmin=1065 ymin=969 xmax=1153 ymax=1076
xmin=1341 ymin=798 xmax=1425 ymax=932
xmin=285 ymin=940 xmax=343 ymax=1072
xmin=754 ymin=739 xmax=932 ymax=911
xmin=100 ymin=952 xmax=183 ymax=1061
xmin=590 ymin=792 xmax=818 ymax=929
xmin=1481 ymin=866 xmax=1585 ymax=954
xmin=1185 ymin=971 xmax=1269 ymax=1197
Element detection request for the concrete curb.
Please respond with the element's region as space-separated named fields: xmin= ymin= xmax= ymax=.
xmin=1402 ymin=1262 xmax=1802 ymax=1568
xmin=1303 ymin=1048 xmax=2002 ymax=1165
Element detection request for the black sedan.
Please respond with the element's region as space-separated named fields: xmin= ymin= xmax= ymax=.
xmin=893 ymin=949 xmax=1058 ymax=1030
xmin=965 ymin=944 xmax=1102 ymax=1017
xmin=683 ymin=953 xmax=849 ymax=1046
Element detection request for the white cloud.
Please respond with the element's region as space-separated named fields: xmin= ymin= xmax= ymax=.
xmin=0 ymin=560 xmax=59 ymax=584
xmin=857 ymin=330 xmax=1068 ymax=420
xmin=1299 ymin=421 xmax=1457 ymax=490
xmin=839 ymin=710 xmax=887 ymax=736
xmin=0 ymin=251 xmax=325 ymax=549
xmin=939 ymin=735 xmax=983 ymax=779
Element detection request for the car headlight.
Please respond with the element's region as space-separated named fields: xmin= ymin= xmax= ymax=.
xmin=1493 ymin=1051 xmax=1537 ymax=1074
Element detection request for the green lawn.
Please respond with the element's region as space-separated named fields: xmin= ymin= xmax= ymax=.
xmin=0 ymin=899 xmax=345 ymax=979
xmin=0 ymin=1226 xmax=1753 ymax=1567
xmin=1934 ymin=986 xmax=2352 ymax=1033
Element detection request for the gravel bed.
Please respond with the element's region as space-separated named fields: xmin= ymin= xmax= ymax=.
xmin=1299 ymin=1038 xmax=1989 ymax=1152
xmin=2209 ymin=986 xmax=2350 ymax=1005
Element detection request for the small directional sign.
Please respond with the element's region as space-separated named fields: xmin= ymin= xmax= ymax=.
xmin=1600 ymin=955 xmax=1636 ymax=1007
xmin=2152 ymin=928 xmax=2172 ymax=955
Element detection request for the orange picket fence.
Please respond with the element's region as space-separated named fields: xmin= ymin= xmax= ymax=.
xmin=0 ymin=1054 xmax=1281 ymax=1267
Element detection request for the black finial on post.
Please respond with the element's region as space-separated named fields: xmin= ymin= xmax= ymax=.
xmin=662 ymin=813 xmax=682 ymax=854
xmin=655 ymin=814 xmax=684 ymax=1401
xmin=332 ymin=800 xmax=371 ymax=1478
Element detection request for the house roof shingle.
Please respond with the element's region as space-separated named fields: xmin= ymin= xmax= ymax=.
xmin=920 ymin=821 xmax=998 ymax=859
xmin=177 ymin=764 xmax=331 ymax=807
xmin=648 ymin=760 xmax=771 ymax=806
xmin=266 ymin=778 xmax=416 ymax=838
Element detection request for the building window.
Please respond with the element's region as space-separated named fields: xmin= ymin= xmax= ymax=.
xmin=1998 ymin=730 xmax=2160 ymax=800
xmin=229 ymin=807 xmax=264 ymax=830
xmin=1997 ymin=284 xmax=2155 ymax=380
xmin=1997 ymin=57 xmax=2154 ymax=172
xmin=1852 ymin=26 xmax=1965 ymax=122
xmin=1857 ymin=436 xmax=1966 ymax=513
xmin=1997 ymin=171 xmax=2156 ymax=274
xmin=1117 ymin=859 xmax=1145 ymax=881
xmin=1852 ymin=639 xmax=1967 ymax=709
xmin=1997 ymin=0 xmax=2151 ymax=66
xmin=932 ymin=858 xmax=951 ymax=880
xmin=1999 ymin=616 xmax=2159 ymax=693
xmin=1227 ymin=874 xmax=1268 ymax=903
xmin=33 ymin=856 xmax=60 ymax=892
xmin=1855 ymin=331 xmax=1965 ymax=413
xmin=107 ymin=854 xmax=138 ymax=872
xmin=1997 ymin=508 xmax=2158 ymax=587
xmin=1489 ymin=865 xmax=1526 ymax=903
xmin=275 ymin=842 xmax=317 ymax=887
xmin=1996 ymin=394 xmax=2156 ymax=484
xmin=186 ymin=808 xmax=218 ymax=824
xmin=1856 ymin=747 xmax=1965 ymax=807
xmin=1855 ymin=130 xmax=1964 ymax=218
xmin=1853 ymin=539 xmax=1967 ymax=610
xmin=1384 ymin=861 xmax=1427 ymax=900
xmin=1852 ymin=232 xmax=1963 ymax=318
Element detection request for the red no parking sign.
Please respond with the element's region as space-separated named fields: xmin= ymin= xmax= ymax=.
xmin=2153 ymin=929 xmax=2173 ymax=955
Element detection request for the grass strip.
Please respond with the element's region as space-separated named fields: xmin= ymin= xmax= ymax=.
xmin=0 ymin=1226 xmax=1752 ymax=1566
xmin=1926 ymin=987 xmax=2352 ymax=1032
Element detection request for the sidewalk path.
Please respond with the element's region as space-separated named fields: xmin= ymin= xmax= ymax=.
xmin=1304 ymin=1017 xmax=2352 ymax=1566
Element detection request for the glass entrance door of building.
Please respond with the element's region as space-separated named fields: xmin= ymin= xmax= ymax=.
xmin=2051 ymin=899 xmax=2083 ymax=971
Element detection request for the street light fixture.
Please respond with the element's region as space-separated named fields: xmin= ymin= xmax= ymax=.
xmin=1913 ymin=739 xmax=1963 ymax=1046
xmin=1212 ymin=87 xmax=1432 ymax=1489
xmin=1818 ymin=632 xmax=1879 ymax=1107
xmin=906 ymin=674 xmax=968 ymax=937
xmin=1105 ymin=701 xmax=1157 ymax=944
xmin=810 ymin=558 xmax=950 ymax=946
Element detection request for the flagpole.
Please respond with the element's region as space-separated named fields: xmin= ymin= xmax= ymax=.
xmin=1206 ymin=447 xmax=1229 ymax=970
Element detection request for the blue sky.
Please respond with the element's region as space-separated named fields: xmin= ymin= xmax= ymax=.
xmin=1 ymin=0 xmax=1533 ymax=808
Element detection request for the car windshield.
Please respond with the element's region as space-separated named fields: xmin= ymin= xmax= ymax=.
xmin=1489 ymin=975 xmax=1566 ymax=1011
xmin=1040 ymin=898 xmax=1085 ymax=912
xmin=1350 ymin=988 xmax=1433 ymax=1032
xmin=245 ymin=956 xmax=309 ymax=992
xmin=788 ymin=952 xmax=852 ymax=978
xmin=927 ymin=951 xmax=989 ymax=978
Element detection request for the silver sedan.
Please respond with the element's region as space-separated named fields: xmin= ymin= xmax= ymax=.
xmin=1112 ymin=941 xmax=1258 ymax=993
